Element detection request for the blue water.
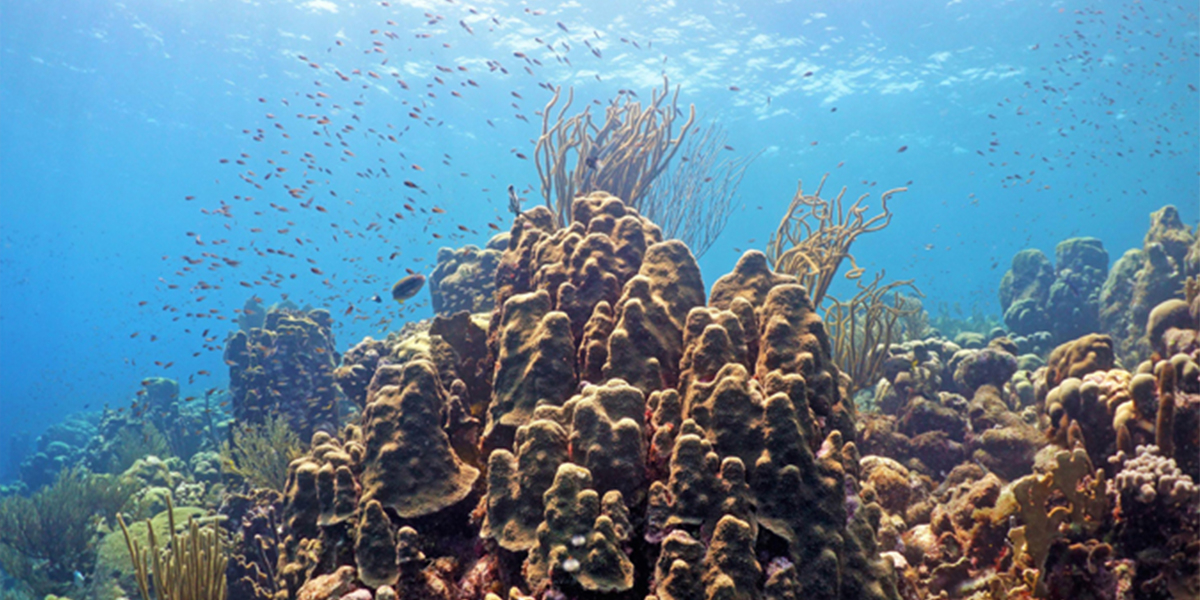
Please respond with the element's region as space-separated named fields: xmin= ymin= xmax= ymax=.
xmin=1 ymin=0 xmax=1196 ymax=476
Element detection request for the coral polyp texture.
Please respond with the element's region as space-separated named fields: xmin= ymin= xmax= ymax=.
xmin=358 ymin=359 xmax=479 ymax=519
xmin=430 ymin=233 xmax=507 ymax=316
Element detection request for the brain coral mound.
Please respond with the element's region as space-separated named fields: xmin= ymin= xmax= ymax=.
xmin=243 ymin=193 xmax=902 ymax=600
xmin=430 ymin=233 xmax=507 ymax=315
xmin=603 ymin=239 xmax=706 ymax=393
xmin=755 ymin=282 xmax=847 ymax=439
xmin=998 ymin=238 xmax=1109 ymax=343
xmin=1100 ymin=205 xmax=1198 ymax=362
xmin=359 ymin=359 xmax=479 ymax=519
xmin=483 ymin=290 xmax=576 ymax=453
xmin=224 ymin=305 xmax=340 ymax=438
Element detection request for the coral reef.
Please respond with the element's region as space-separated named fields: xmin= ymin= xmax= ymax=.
xmin=334 ymin=337 xmax=391 ymax=410
xmin=221 ymin=414 xmax=305 ymax=492
xmin=484 ymin=191 xmax=665 ymax=447
xmin=603 ymin=239 xmax=706 ymax=393
xmin=118 ymin=497 xmax=227 ymax=600
xmin=16 ymin=413 xmax=97 ymax=491
xmin=359 ymin=359 xmax=479 ymax=519
xmin=1008 ymin=448 xmax=1108 ymax=593
xmin=483 ymin=290 xmax=576 ymax=452
xmin=481 ymin=419 xmax=568 ymax=552
xmin=1108 ymin=445 xmax=1200 ymax=596
xmin=1042 ymin=333 xmax=1115 ymax=392
xmin=0 ymin=468 xmax=133 ymax=597
xmin=533 ymin=75 xmax=751 ymax=257
xmin=766 ymin=173 xmax=904 ymax=309
xmin=1047 ymin=238 xmax=1110 ymax=342
xmin=430 ymin=233 xmax=507 ymax=315
xmin=967 ymin=384 xmax=1042 ymax=481
xmin=523 ymin=463 xmax=633 ymax=594
xmin=201 ymin=194 xmax=903 ymax=600
xmin=1108 ymin=444 xmax=1197 ymax=548
xmin=1101 ymin=205 xmax=1199 ymax=362
xmin=999 ymin=248 xmax=1056 ymax=336
xmin=952 ymin=342 xmax=1018 ymax=396
xmin=531 ymin=379 xmax=648 ymax=505
xmin=755 ymin=282 xmax=846 ymax=436
xmin=12 ymin=195 xmax=1199 ymax=600
xmin=999 ymin=238 xmax=1109 ymax=343
xmin=825 ymin=274 xmax=923 ymax=395
xmin=96 ymin=504 xmax=207 ymax=594
xmin=224 ymin=306 xmax=340 ymax=438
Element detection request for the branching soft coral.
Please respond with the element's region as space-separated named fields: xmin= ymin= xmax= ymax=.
xmin=535 ymin=76 xmax=694 ymax=229
xmin=0 ymin=467 xmax=133 ymax=597
xmin=220 ymin=414 xmax=305 ymax=492
xmin=766 ymin=173 xmax=906 ymax=308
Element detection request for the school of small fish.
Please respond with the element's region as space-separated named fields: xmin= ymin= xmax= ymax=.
xmin=111 ymin=0 xmax=1195 ymax=409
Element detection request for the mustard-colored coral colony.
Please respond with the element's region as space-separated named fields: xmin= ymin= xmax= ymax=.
xmin=2 ymin=4 xmax=1199 ymax=600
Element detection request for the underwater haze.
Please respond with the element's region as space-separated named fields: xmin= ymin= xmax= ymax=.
xmin=3 ymin=0 xmax=1193 ymax=467
xmin=0 ymin=0 xmax=1197 ymax=596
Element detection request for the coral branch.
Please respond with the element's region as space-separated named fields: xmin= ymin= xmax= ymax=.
xmin=641 ymin=121 xmax=759 ymax=257
xmin=825 ymin=272 xmax=923 ymax=395
xmin=766 ymin=174 xmax=905 ymax=308
xmin=118 ymin=496 xmax=228 ymax=600
xmin=535 ymin=77 xmax=693 ymax=222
